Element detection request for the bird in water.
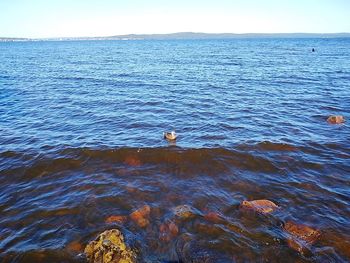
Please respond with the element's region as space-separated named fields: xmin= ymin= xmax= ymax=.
xmin=163 ymin=131 xmax=177 ymax=141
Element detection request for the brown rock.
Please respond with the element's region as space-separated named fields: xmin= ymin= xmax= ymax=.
xmin=287 ymin=237 xmax=307 ymax=254
xmin=159 ymin=223 xmax=168 ymax=232
xmin=204 ymin=211 xmax=224 ymax=224
xmin=105 ymin=215 xmax=128 ymax=224
xmin=321 ymin=232 xmax=350 ymax=260
xmin=67 ymin=240 xmax=83 ymax=252
xmin=159 ymin=223 xmax=171 ymax=242
xmin=172 ymin=205 xmax=196 ymax=219
xmin=159 ymin=221 xmax=179 ymax=242
xmin=284 ymin=221 xmax=320 ymax=244
xmin=130 ymin=205 xmax=151 ymax=228
xmin=327 ymin=115 xmax=345 ymax=124
xmin=135 ymin=217 xmax=150 ymax=228
xmin=168 ymin=221 xmax=179 ymax=236
xmin=284 ymin=221 xmax=320 ymax=253
xmin=130 ymin=205 xmax=150 ymax=219
xmin=240 ymin=199 xmax=279 ymax=214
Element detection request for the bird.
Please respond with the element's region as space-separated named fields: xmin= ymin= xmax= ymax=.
xmin=163 ymin=131 xmax=177 ymax=141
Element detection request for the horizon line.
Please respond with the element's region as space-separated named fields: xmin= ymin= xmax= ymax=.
xmin=1 ymin=31 xmax=350 ymax=40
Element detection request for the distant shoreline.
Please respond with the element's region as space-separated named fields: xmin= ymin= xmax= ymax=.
xmin=1 ymin=32 xmax=350 ymax=41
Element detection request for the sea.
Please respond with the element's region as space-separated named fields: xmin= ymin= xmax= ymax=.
xmin=0 ymin=38 xmax=349 ymax=262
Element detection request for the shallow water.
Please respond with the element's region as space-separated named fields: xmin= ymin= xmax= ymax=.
xmin=0 ymin=39 xmax=350 ymax=262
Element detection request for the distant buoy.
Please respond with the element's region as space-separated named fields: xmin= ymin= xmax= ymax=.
xmin=312 ymin=48 xmax=315 ymax=52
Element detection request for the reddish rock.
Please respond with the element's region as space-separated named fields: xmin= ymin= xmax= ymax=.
xmin=284 ymin=221 xmax=320 ymax=253
xmin=240 ymin=199 xmax=279 ymax=214
xmin=327 ymin=115 xmax=345 ymax=124
xmin=159 ymin=221 xmax=179 ymax=242
xmin=130 ymin=205 xmax=150 ymax=219
xmin=124 ymin=156 xmax=141 ymax=166
xmin=284 ymin=221 xmax=320 ymax=244
xmin=135 ymin=217 xmax=150 ymax=228
xmin=204 ymin=211 xmax=223 ymax=224
xmin=105 ymin=215 xmax=128 ymax=224
xmin=67 ymin=241 xmax=83 ymax=252
xmin=321 ymin=232 xmax=350 ymax=260
xmin=159 ymin=223 xmax=168 ymax=232
xmin=168 ymin=221 xmax=179 ymax=236
xmin=159 ymin=223 xmax=171 ymax=242
xmin=130 ymin=205 xmax=151 ymax=228
xmin=287 ymin=237 xmax=313 ymax=255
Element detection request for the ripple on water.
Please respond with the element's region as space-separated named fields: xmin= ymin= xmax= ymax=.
xmin=0 ymin=38 xmax=350 ymax=262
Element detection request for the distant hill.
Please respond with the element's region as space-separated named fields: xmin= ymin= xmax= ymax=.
xmin=105 ymin=32 xmax=350 ymax=40
xmin=1 ymin=32 xmax=350 ymax=41
xmin=0 ymin=37 xmax=30 ymax=42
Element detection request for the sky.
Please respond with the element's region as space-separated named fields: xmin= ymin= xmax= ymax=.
xmin=0 ymin=0 xmax=349 ymax=38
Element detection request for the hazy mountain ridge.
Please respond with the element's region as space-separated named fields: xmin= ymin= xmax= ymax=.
xmin=0 ymin=37 xmax=30 ymax=42
xmin=107 ymin=32 xmax=350 ymax=40
xmin=1 ymin=32 xmax=350 ymax=41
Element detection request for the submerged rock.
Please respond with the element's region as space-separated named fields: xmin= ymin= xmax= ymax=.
xmin=204 ymin=211 xmax=224 ymax=224
xmin=159 ymin=221 xmax=179 ymax=242
xmin=84 ymin=229 xmax=137 ymax=263
xmin=67 ymin=240 xmax=83 ymax=253
xmin=320 ymin=231 xmax=350 ymax=260
xmin=194 ymin=222 xmax=225 ymax=236
xmin=175 ymin=234 xmax=213 ymax=263
xmin=240 ymin=199 xmax=279 ymax=214
xmin=130 ymin=205 xmax=151 ymax=228
xmin=175 ymin=234 xmax=231 ymax=262
xmin=327 ymin=115 xmax=345 ymax=124
xmin=172 ymin=205 xmax=196 ymax=219
xmin=105 ymin=215 xmax=128 ymax=224
xmin=284 ymin=221 xmax=320 ymax=254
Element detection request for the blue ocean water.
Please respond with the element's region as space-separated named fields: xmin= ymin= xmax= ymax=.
xmin=1 ymin=39 xmax=349 ymax=150
xmin=0 ymin=38 xmax=349 ymax=262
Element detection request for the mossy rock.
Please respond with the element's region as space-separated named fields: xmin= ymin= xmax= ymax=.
xmin=84 ymin=229 xmax=137 ymax=263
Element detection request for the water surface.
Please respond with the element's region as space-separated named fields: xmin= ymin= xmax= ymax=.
xmin=0 ymin=38 xmax=349 ymax=262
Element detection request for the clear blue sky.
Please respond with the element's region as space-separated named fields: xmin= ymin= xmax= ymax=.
xmin=0 ymin=0 xmax=349 ymax=38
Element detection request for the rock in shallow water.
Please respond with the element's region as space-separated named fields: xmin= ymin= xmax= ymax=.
xmin=175 ymin=234 xmax=232 ymax=262
xmin=67 ymin=240 xmax=83 ymax=253
xmin=327 ymin=115 xmax=345 ymax=124
xmin=284 ymin=221 xmax=320 ymax=254
xmin=240 ymin=199 xmax=279 ymax=214
xmin=159 ymin=221 xmax=179 ymax=242
xmin=84 ymin=229 xmax=137 ymax=263
xmin=130 ymin=205 xmax=151 ymax=228
xmin=172 ymin=205 xmax=196 ymax=219
xmin=204 ymin=211 xmax=224 ymax=224
xmin=105 ymin=215 xmax=128 ymax=224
